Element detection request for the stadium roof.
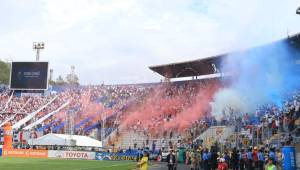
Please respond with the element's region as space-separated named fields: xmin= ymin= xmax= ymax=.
xmin=149 ymin=33 xmax=300 ymax=78
xmin=149 ymin=55 xmax=225 ymax=78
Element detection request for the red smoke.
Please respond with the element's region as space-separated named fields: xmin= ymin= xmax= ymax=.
xmin=120 ymin=79 xmax=221 ymax=134
xmin=52 ymin=89 xmax=112 ymax=126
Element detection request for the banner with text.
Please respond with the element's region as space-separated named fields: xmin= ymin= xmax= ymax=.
xmin=2 ymin=149 xmax=48 ymax=158
xmin=95 ymin=152 xmax=137 ymax=161
xmin=48 ymin=150 xmax=95 ymax=160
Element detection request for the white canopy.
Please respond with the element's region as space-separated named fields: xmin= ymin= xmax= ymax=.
xmin=28 ymin=133 xmax=102 ymax=147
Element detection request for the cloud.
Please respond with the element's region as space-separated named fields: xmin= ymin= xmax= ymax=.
xmin=0 ymin=0 xmax=299 ymax=84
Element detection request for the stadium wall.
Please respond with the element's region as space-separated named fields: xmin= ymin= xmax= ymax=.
xmin=0 ymin=148 xmax=139 ymax=161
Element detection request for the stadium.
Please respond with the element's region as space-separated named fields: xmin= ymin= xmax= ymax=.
xmin=0 ymin=1 xmax=300 ymax=170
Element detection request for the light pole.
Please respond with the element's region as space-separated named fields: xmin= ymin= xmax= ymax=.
xmin=33 ymin=42 xmax=45 ymax=61
xmin=297 ymin=6 xmax=300 ymax=14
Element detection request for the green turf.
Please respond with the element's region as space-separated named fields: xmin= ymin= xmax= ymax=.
xmin=0 ymin=157 xmax=136 ymax=170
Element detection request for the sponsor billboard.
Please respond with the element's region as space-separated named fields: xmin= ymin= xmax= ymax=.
xmin=2 ymin=149 xmax=48 ymax=158
xmin=48 ymin=150 xmax=95 ymax=160
xmin=95 ymin=152 xmax=137 ymax=161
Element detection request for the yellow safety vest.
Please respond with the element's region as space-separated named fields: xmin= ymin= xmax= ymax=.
xmin=267 ymin=164 xmax=276 ymax=170
xmin=140 ymin=156 xmax=148 ymax=170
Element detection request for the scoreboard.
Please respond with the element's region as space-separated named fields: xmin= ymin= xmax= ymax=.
xmin=10 ymin=62 xmax=49 ymax=90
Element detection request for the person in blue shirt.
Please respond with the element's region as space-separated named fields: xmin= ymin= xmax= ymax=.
xmin=246 ymin=148 xmax=254 ymax=170
xmin=202 ymin=149 xmax=210 ymax=170
xmin=239 ymin=149 xmax=245 ymax=170
xmin=258 ymin=149 xmax=265 ymax=170
xmin=136 ymin=148 xmax=143 ymax=162
xmin=210 ymin=149 xmax=218 ymax=170
xmin=268 ymin=148 xmax=277 ymax=165
xmin=224 ymin=151 xmax=230 ymax=164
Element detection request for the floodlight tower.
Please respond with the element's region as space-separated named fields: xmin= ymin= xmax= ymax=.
xmin=49 ymin=69 xmax=54 ymax=82
xmin=297 ymin=6 xmax=300 ymax=14
xmin=33 ymin=42 xmax=45 ymax=61
xmin=71 ymin=65 xmax=75 ymax=80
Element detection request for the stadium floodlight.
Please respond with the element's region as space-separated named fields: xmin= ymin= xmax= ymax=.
xmin=33 ymin=42 xmax=45 ymax=61
xmin=297 ymin=6 xmax=300 ymax=14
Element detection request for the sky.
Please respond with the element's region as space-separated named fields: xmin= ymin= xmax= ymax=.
xmin=0 ymin=0 xmax=299 ymax=85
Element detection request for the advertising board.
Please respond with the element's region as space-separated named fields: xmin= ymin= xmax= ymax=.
xmin=2 ymin=149 xmax=48 ymax=158
xmin=48 ymin=150 xmax=95 ymax=160
xmin=95 ymin=152 xmax=137 ymax=161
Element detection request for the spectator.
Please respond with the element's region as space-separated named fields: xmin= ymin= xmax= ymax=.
xmin=265 ymin=159 xmax=277 ymax=170
xmin=137 ymin=151 xmax=149 ymax=170
xmin=166 ymin=150 xmax=176 ymax=170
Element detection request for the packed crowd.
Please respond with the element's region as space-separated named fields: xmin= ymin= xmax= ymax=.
xmin=36 ymin=85 xmax=149 ymax=138
xmin=0 ymin=85 xmax=151 ymax=143
xmin=119 ymin=79 xmax=221 ymax=139
xmin=161 ymin=145 xmax=285 ymax=170
xmin=1 ymin=78 xmax=299 ymax=151
xmin=0 ymin=87 xmax=57 ymax=125
xmin=217 ymin=90 xmax=300 ymax=149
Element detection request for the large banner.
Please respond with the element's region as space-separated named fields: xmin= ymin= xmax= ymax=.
xmin=48 ymin=150 xmax=95 ymax=160
xmin=95 ymin=152 xmax=137 ymax=161
xmin=282 ymin=146 xmax=297 ymax=170
xmin=2 ymin=149 xmax=48 ymax=158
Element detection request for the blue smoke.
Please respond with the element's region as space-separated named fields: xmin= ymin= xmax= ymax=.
xmin=218 ymin=39 xmax=300 ymax=112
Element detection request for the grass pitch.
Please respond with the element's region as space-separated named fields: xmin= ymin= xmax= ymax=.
xmin=0 ymin=157 xmax=136 ymax=170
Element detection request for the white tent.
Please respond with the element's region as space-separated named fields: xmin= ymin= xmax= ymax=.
xmin=28 ymin=133 xmax=102 ymax=147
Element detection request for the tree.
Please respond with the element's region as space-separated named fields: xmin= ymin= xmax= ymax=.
xmin=56 ymin=75 xmax=66 ymax=85
xmin=49 ymin=79 xmax=56 ymax=85
xmin=0 ymin=60 xmax=10 ymax=85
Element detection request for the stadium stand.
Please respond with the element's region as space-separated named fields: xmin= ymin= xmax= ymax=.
xmin=0 ymin=33 xmax=300 ymax=169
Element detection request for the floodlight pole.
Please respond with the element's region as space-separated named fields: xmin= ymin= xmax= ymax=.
xmin=36 ymin=49 xmax=40 ymax=61
xmin=33 ymin=42 xmax=45 ymax=61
